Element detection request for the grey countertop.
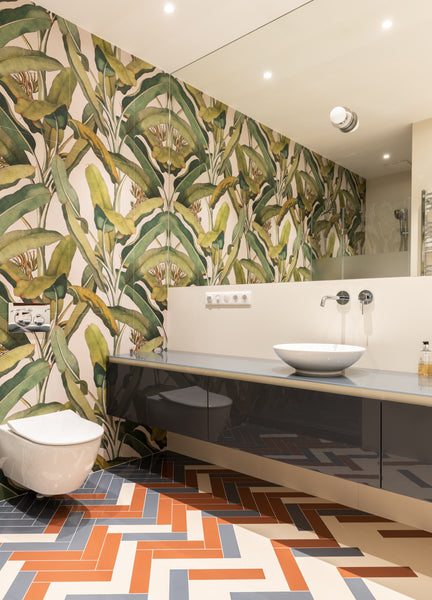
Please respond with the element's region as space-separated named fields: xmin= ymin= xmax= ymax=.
xmin=108 ymin=350 xmax=432 ymax=406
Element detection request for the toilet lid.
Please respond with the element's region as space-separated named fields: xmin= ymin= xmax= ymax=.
xmin=159 ymin=386 xmax=232 ymax=408
xmin=7 ymin=410 xmax=104 ymax=446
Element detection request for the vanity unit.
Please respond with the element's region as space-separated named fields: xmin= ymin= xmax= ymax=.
xmin=107 ymin=351 xmax=432 ymax=503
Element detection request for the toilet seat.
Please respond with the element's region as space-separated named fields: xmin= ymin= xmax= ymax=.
xmin=159 ymin=385 xmax=232 ymax=408
xmin=7 ymin=410 xmax=103 ymax=446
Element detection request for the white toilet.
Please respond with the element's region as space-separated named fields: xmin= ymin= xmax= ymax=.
xmin=0 ymin=410 xmax=104 ymax=496
xmin=147 ymin=385 xmax=232 ymax=442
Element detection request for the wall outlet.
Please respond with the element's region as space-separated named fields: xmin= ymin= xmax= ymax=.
xmin=205 ymin=290 xmax=251 ymax=307
xmin=8 ymin=303 xmax=51 ymax=333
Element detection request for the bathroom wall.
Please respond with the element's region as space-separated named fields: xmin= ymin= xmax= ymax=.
xmin=0 ymin=2 xmax=170 ymax=500
xmin=167 ymin=275 xmax=432 ymax=373
xmin=0 ymin=1 xmax=365 ymax=499
xmin=365 ymin=171 xmax=411 ymax=255
xmin=167 ymin=278 xmax=432 ymax=530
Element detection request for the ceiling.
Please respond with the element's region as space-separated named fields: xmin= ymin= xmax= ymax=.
xmin=35 ymin=0 xmax=432 ymax=179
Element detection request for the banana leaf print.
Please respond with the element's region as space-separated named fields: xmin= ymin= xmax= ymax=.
xmin=0 ymin=2 xmax=170 ymax=499
xmin=0 ymin=0 xmax=365 ymax=499
xmin=170 ymin=81 xmax=365 ymax=284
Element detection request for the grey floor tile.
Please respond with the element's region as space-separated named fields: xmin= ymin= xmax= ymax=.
xmin=219 ymin=523 xmax=241 ymax=558
xmin=0 ymin=552 xmax=12 ymax=568
xmin=0 ymin=526 xmax=45 ymax=534
xmin=345 ymin=578 xmax=377 ymax=600
xmin=0 ymin=542 xmax=70 ymax=552
xmin=283 ymin=505 xmax=313 ymax=531
xmin=93 ymin=472 xmax=115 ymax=495
xmin=3 ymin=571 xmax=34 ymax=600
xmin=68 ymin=518 xmax=96 ymax=551
xmin=201 ymin=510 xmax=260 ymax=518
xmin=292 ymin=547 xmax=364 ymax=558
xmin=169 ymin=569 xmax=189 ymax=600
xmin=0 ymin=518 xmax=37 ymax=527
xmin=143 ymin=490 xmax=159 ymax=519
xmin=12 ymin=495 xmax=36 ymax=514
xmin=105 ymin=475 xmax=124 ymax=501
xmin=56 ymin=511 xmax=83 ymax=542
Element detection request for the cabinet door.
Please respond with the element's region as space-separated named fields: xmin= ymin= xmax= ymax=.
xmin=106 ymin=362 xmax=209 ymax=440
xmin=382 ymin=401 xmax=432 ymax=501
xmin=208 ymin=375 xmax=381 ymax=487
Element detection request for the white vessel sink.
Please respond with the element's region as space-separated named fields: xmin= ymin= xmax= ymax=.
xmin=273 ymin=343 xmax=365 ymax=376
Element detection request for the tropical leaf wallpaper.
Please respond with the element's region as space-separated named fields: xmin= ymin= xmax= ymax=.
xmin=0 ymin=1 xmax=365 ymax=498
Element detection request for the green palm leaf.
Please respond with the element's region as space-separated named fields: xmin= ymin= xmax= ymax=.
xmin=0 ymin=229 xmax=62 ymax=264
xmin=0 ymin=4 xmax=51 ymax=47
xmin=0 ymin=183 xmax=49 ymax=236
xmin=0 ymin=344 xmax=34 ymax=377
xmin=0 ymin=47 xmax=63 ymax=76
xmin=0 ymin=359 xmax=50 ymax=423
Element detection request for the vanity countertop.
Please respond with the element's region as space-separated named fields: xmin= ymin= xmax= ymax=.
xmin=108 ymin=350 xmax=432 ymax=407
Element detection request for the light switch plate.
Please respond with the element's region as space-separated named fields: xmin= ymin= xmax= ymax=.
xmin=8 ymin=303 xmax=51 ymax=333
xmin=205 ymin=290 xmax=251 ymax=307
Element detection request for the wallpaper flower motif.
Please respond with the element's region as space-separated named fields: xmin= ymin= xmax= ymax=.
xmin=0 ymin=1 xmax=365 ymax=499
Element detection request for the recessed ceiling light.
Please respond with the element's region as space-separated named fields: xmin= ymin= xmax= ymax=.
xmin=381 ymin=19 xmax=392 ymax=30
xmin=263 ymin=71 xmax=273 ymax=80
xmin=383 ymin=153 xmax=390 ymax=160
xmin=164 ymin=3 xmax=175 ymax=14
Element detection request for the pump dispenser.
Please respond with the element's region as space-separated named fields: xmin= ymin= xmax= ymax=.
xmin=418 ymin=341 xmax=432 ymax=376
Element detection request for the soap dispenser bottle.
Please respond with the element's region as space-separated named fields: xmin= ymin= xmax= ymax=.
xmin=418 ymin=341 xmax=432 ymax=376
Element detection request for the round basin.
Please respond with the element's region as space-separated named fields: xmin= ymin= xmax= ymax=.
xmin=273 ymin=343 xmax=365 ymax=376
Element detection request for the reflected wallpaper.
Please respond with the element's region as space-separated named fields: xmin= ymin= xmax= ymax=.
xmin=0 ymin=1 xmax=365 ymax=498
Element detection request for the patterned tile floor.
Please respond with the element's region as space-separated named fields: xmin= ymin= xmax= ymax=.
xmin=0 ymin=451 xmax=431 ymax=600
xmin=219 ymin=425 xmax=432 ymax=500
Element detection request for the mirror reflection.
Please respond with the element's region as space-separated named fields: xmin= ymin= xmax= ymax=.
xmin=174 ymin=0 xmax=432 ymax=279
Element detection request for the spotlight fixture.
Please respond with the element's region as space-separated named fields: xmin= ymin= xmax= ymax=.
xmin=383 ymin=153 xmax=390 ymax=160
xmin=329 ymin=106 xmax=359 ymax=133
xmin=164 ymin=3 xmax=175 ymax=14
xmin=263 ymin=71 xmax=273 ymax=80
xmin=381 ymin=19 xmax=393 ymax=30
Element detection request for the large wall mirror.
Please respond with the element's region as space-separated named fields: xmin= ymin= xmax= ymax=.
xmin=36 ymin=0 xmax=432 ymax=281
xmin=174 ymin=0 xmax=432 ymax=280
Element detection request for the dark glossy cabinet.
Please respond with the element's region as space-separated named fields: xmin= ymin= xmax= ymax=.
xmin=107 ymin=362 xmax=209 ymax=440
xmin=206 ymin=375 xmax=381 ymax=487
xmin=107 ymin=362 xmax=380 ymax=488
xmin=382 ymin=401 xmax=432 ymax=502
xmin=107 ymin=360 xmax=432 ymax=501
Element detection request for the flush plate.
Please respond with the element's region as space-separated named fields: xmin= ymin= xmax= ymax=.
xmin=8 ymin=303 xmax=51 ymax=333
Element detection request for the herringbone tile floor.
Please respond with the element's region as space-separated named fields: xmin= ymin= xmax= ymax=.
xmin=0 ymin=451 xmax=431 ymax=599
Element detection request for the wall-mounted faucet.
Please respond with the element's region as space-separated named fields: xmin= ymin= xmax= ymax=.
xmin=320 ymin=290 xmax=350 ymax=307
xmin=358 ymin=289 xmax=373 ymax=314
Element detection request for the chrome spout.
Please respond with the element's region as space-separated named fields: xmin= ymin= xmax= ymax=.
xmin=320 ymin=290 xmax=350 ymax=307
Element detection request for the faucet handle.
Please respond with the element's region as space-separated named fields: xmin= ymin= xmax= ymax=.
xmin=336 ymin=290 xmax=350 ymax=305
xmin=358 ymin=289 xmax=373 ymax=314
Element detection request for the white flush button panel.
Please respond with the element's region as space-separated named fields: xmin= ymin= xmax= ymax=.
xmin=205 ymin=290 xmax=251 ymax=307
xmin=8 ymin=303 xmax=51 ymax=333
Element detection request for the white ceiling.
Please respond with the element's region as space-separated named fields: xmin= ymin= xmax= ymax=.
xmin=35 ymin=0 xmax=311 ymax=72
xmin=35 ymin=0 xmax=432 ymax=179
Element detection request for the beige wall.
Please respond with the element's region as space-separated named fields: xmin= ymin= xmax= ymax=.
xmin=167 ymin=275 xmax=432 ymax=373
xmin=365 ymin=171 xmax=411 ymax=254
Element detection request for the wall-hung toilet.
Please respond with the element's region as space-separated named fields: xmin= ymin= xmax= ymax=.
xmin=147 ymin=385 xmax=232 ymax=442
xmin=0 ymin=410 xmax=104 ymax=496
